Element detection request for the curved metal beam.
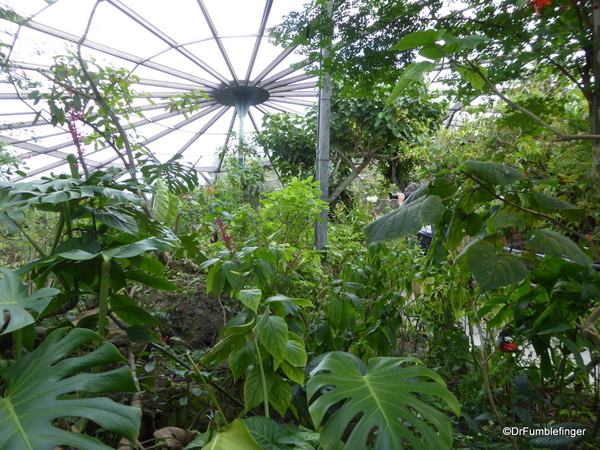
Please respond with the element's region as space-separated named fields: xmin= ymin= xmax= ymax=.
xmin=16 ymin=20 xmax=220 ymax=89
xmin=176 ymin=105 xmax=230 ymax=155
xmin=106 ymin=0 xmax=231 ymax=85
xmin=244 ymin=0 xmax=274 ymax=84
xmin=196 ymin=0 xmax=238 ymax=84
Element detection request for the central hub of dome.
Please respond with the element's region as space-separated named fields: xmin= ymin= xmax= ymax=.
xmin=214 ymin=85 xmax=270 ymax=107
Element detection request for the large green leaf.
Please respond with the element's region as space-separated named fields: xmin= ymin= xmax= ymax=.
xmin=57 ymin=249 xmax=99 ymax=260
xmin=204 ymin=319 xmax=255 ymax=366
xmin=527 ymin=229 xmax=592 ymax=268
xmin=389 ymin=61 xmax=437 ymax=102
xmin=456 ymin=65 xmax=487 ymax=90
xmin=0 ymin=268 xmax=60 ymax=334
xmin=55 ymin=233 xmax=102 ymax=255
xmin=244 ymin=363 xmax=271 ymax=412
xmin=488 ymin=211 xmax=526 ymax=230
xmin=58 ymin=237 xmax=177 ymax=261
xmin=124 ymin=270 xmax=180 ymax=291
xmin=390 ymin=29 xmax=446 ymax=51
xmin=126 ymin=324 xmax=162 ymax=344
xmin=281 ymin=361 xmax=305 ymax=385
xmin=153 ymin=178 xmax=171 ymax=223
xmin=245 ymin=416 xmax=290 ymax=450
xmin=103 ymin=237 xmax=176 ymax=259
xmin=221 ymin=260 xmax=244 ymax=293
xmin=428 ymin=178 xmax=457 ymax=204
xmin=201 ymin=418 xmax=262 ymax=450
xmin=264 ymin=294 xmax=313 ymax=308
xmin=255 ymin=315 xmax=288 ymax=365
xmin=244 ymin=417 xmax=319 ymax=450
xmin=447 ymin=208 xmax=482 ymax=248
xmin=206 ymin=263 xmax=226 ymax=295
xmin=229 ymin=336 xmax=254 ymax=381
xmin=465 ymin=243 xmax=530 ymax=292
xmin=94 ymin=209 xmax=139 ymax=235
xmin=244 ymin=363 xmax=291 ymax=417
xmin=531 ymin=191 xmax=579 ymax=211
xmin=307 ymin=352 xmax=460 ymax=450
xmin=419 ymin=44 xmax=445 ymax=60
xmin=268 ymin=371 xmax=292 ymax=417
xmin=0 ymin=327 xmax=140 ymax=450
xmin=284 ymin=332 xmax=307 ymax=367
xmin=404 ymin=61 xmax=437 ymax=83
xmin=111 ymin=294 xmax=161 ymax=326
xmin=364 ymin=195 xmax=443 ymax=245
xmin=0 ymin=209 xmax=25 ymax=235
xmin=457 ymin=186 xmax=495 ymax=214
xmin=464 ymin=160 xmax=524 ymax=186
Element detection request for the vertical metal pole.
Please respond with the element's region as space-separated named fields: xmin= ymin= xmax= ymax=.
xmin=238 ymin=111 xmax=245 ymax=165
xmin=315 ymin=0 xmax=333 ymax=252
xmin=592 ymin=0 xmax=600 ymax=194
xmin=234 ymin=92 xmax=251 ymax=166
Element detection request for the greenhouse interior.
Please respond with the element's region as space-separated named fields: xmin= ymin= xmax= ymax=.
xmin=0 ymin=1 xmax=599 ymax=449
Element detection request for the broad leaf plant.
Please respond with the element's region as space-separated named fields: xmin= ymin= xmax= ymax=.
xmin=0 ymin=328 xmax=140 ymax=450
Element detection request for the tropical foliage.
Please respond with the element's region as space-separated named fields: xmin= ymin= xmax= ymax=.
xmin=254 ymin=84 xmax=444 ymax=201
xmin=0 ymin=328 xmax=140 ymax=450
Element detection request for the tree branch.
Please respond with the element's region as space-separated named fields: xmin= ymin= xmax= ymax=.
xmin=465 ymin=61 xmax=600 ymax=142
xmin=467 ymin=172 xmax=600 ymax=261
xmin=77 ymin=0 xmax=136 ymax=172
xmin=328 ymin=156 xmax=371 ymax=203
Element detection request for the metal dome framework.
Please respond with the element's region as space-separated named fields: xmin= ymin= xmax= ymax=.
xmin=0 ymin=0 xmax=317 ymax=182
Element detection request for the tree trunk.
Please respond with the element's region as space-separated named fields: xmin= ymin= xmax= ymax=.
xmin=328 ymin=156 xmax=371 ymax=203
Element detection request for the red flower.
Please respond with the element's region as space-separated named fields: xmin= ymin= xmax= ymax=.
xmin=530 ymin=0 xmax=551 ymax=14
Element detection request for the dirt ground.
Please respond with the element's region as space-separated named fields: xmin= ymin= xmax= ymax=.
xmin=138 ymin=267 xmax=246 ymax=438
xmin=148 ymin=278 xmax=236 ymax=350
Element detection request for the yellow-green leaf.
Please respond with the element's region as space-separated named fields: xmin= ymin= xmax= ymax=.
xmin=203 ymin=419 xmax=262 ymax=450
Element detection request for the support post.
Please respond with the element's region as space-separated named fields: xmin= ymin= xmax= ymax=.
xmin=315 ymin=0 xmax=333 ymax=253
xmin=234 ymin=92 xmax=251 ymax=166
xmin=593 ymin=0 xmax=600 ymax=194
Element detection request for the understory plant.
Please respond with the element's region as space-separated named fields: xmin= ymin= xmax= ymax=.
xmin=0 ymin=161 xmax=463 ymax=450
xmin=0 ymin=327 xmax=141 ymax=450
xmin=365 ymin=159 xmax=600 ymax=448
xmin=0 ymin=165 xmax=182 ymax=446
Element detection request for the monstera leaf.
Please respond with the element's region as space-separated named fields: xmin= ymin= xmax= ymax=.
xmin=0 ymin=267 xmax=60 ymax=334
xmin=307 ymin=352 xmax=460 ymax=450
xmin=0 ymin=327 xmax=140 ymax=450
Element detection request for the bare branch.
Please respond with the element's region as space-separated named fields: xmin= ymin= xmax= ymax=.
xmin=76 ymin=0 xmax=137 ymax=171
xmin=328 ymin=156 xmax=371 ymax=203
xmin=465 ymin=61 xmax=600 ymax=142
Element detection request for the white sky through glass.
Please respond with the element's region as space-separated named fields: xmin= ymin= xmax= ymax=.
xmin=0 ymin=0 xmax=317 ymax=181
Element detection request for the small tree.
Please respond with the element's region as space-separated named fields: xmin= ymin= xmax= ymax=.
xmin=255 ymin=84 xmax=444 ymax=202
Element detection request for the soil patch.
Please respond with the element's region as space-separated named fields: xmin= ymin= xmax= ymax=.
xmin=147 ymin=273 xmax=237 ymax=349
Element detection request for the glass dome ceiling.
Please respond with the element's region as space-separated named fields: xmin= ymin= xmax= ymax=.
xmin=0 ymin=0 xmax=317 ymax=182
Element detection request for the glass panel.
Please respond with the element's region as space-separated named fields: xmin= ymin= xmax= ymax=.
xmin=0 ymin=0 xmax=318 ymax=180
